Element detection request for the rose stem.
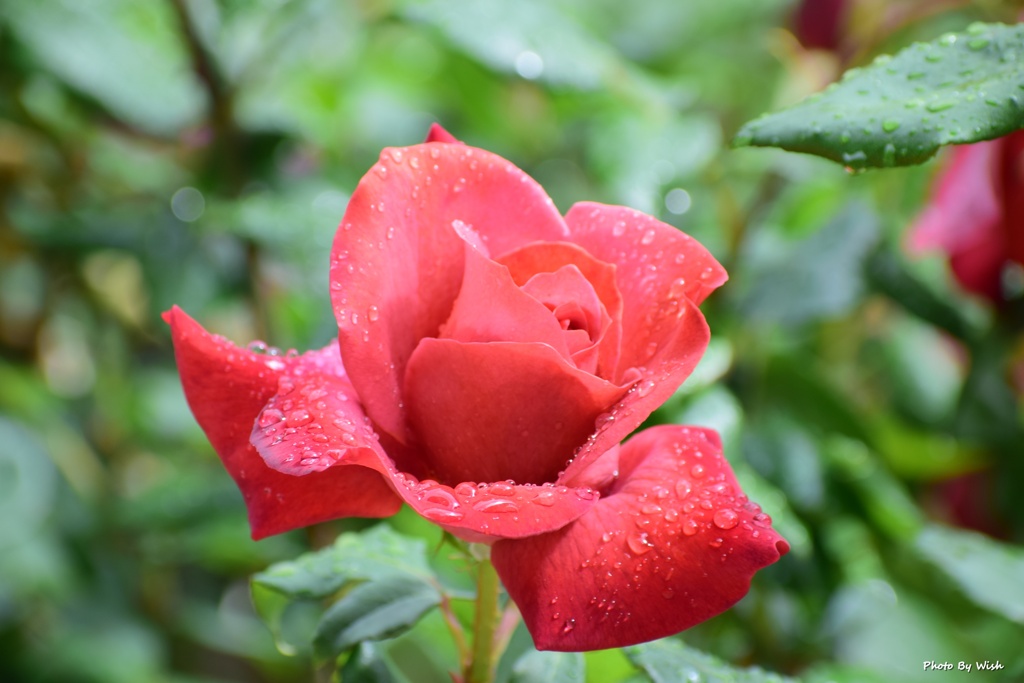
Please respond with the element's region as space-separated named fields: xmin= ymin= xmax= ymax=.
xmin=465 ymin=556 xmax=501 ymax=683
xmin=438 ymin=590 xmax=470 ymax=667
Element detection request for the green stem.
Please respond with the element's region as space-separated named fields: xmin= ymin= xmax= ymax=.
xmin=465 ymin=556 xmax=501 ymax=683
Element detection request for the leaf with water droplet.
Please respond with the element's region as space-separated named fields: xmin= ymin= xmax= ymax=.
xmin=625 ymin=639 xmax=795 ymax=683
xmin=734 ymin=22 xmax=1024 ymax=169
xmin=510 ymin=649 xmax=586 ymax=683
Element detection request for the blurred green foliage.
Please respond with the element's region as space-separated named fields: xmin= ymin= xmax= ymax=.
xmin=2 ymin=0 xmax=1023 ymax=681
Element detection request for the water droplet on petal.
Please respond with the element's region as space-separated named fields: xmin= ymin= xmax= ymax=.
xmin=422 ymin=508 xmax=464 ymax=522
xmin=473 ymin=499 xmax=519 ymax=513
xmin=675 ymin=479 xmax=692 ymax=499
xmin=424 ymin=489 xmax=460 ymax=509
xmin=454 ymin=482 xmax=477 ymax=498
xmin=627 ymin=532 xmax=654 ymax=555
xmin=713 ymin=509 xmax=739 ymax=530
xmin=286 ymin=409 xmax=312 ymax=427
xmin=533 ymin=490 xmax=555 ymax=506
xmin=259 ymin=409 xmax=284 ymax=428
xmin=488 ymin=482 xmax=515 ymax=497
xmin=636 ymin=380 xmax=656 ymax=397
xmin=690 ymin=464 xmax=705 ymax=478
xmin=682 ymin=519 xmax=699 ymax=536
xmin=575 ymin=487 xmax=596 ymax=501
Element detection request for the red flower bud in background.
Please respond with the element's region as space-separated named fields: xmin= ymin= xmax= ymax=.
xmin=908 ymin=131 xmax=1024 ymax=304
xmin=792 ymin=0 xmax=849 ymax=52
xmin=166 ymin=126 xmax=788 ymax=651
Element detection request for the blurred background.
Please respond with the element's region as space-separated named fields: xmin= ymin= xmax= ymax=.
xmin=1 ymin=0 xmax=1023 ymax=681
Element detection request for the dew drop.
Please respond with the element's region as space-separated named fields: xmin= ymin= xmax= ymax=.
xmin=367 ymin=305 xmax=380 ymax=322
xmin=534 ymin=490 xmax=556 ymax=506
xmin=286 ymin=409 xmax=312 ymax=427
xmin=882 ymin=143 xmax=896 ymax=167
xmin=709 ymin=537 xmax=724 ymax=548
xmin=561 ymin=618 xmax=576 ymax=634
xmin=473 ymin=499 xmax=519 ymax=513
xmin=752 ymin=512 xmax=772 ymax=527
xmin=422 ymin=508 xmax=464 ymax=522
xmin=675 ymin=479 xmax=692 ymax=499
xmin=627 ymin=532 xmax=654 ymax=555
xmin=575 ymin=487 xmax=597 ymax=501
xmin=682 ymin=519 xmax=699 ymax=536
xmin=690 ymin=464 xmax=705 ymax=479
xmin=612 ymin=221 xmax=627 ymax=237
xmin=425 ymin=489 xmax=460 ymax=509
xmin=258 ymin=409 xmax=284 ymax=428
xmin=640 ymin=229 xmax=656 ymax=245
xmin=454 ymin=482 xmax=477 ymax=498
xmin=713 ymin=509 xmax=739 ymax=530
xmin=636 ymin=379 xmax=656 ymax=397
xmin=488 ymin=482 xmax=516 ymax=497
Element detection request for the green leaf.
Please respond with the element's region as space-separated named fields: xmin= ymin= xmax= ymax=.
xmin=252 ymin=525 xmax=433 ymax=600
xmin=735 ymin=22 xmax=1024 ymax=170
xmin=340 ymin=642 xmax=397 ymax=683
xmin=510 ymin=649 xmax=586 ymax=683
xmin=624 ymin=639 xmax=793 ymax=683
xmin=738 ymin=204 xmax=879 ymax=324
xmin=3 ymin=0 xmax=203 ymax=134
xmin=312 ymin=573 xmax=441 ymax=661
xmin=400 ymin=0 xmax=622 ymax=90
xmin=916 ymin=524 xmax=1024 ymax=624
xmin=251 ymin=525 xmax=438 ymax=657
xmin=864 ymin=246 xmax=979 ymax=342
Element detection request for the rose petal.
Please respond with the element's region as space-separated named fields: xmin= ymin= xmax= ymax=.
xmin=520 ymin=265 xmax=610 ymax=373
xmin=1003 ymin=132 xmax=1024 ymax=267
xmin=496 ymin=241 xmax=623 ymax=380
xmin=425 ymin=123 xmax=461 ymax=144
xmin=404 ymin=339 xmax=629 ymax=486
xmin=553 ymin=203 xmax=723 ymax=484
xmin=564 ymin=202 xmax=726 ymax=374
xmin=331 ymin=143 xmax=569 ymax=445
xmin=908 ymin=141 xmax=1004 ymax=300
xmin=249 ymin=359 xmax=598 ymax=542
xmin=492 ymin=425 xmax=789 ymax=651
xmin=164 ymin=307 xmax=401 ymax=539
xmin=558 ymin=295 xmax=710 ymax=486
xmin=439 ymin=240 xmax=573 ymax=362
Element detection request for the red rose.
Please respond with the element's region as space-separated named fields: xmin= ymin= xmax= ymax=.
xmin=908 ymin=131 xmax=1024 ymax=303
xmin=166 ymin=126 xmax=788 ymax=651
